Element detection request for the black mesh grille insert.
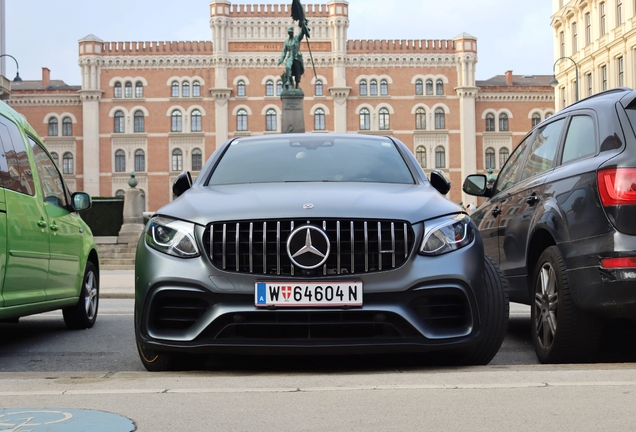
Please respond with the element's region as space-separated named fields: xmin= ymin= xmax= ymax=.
xmin=149 ymin=292 xmax=210 ymax=331
xmin=408 ymin=289 xmax=471 ymax=334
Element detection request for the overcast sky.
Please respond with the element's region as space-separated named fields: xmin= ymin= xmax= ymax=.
xmin=4 ymin=0 xmax=554 ymax=84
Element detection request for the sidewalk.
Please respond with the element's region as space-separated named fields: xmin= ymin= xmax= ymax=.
xmin=100 ymin=270 xmax=135 ymax=299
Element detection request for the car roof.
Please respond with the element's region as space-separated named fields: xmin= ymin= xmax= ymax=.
xmin=0 ymin=100 xmax=40 ymax=140
xmin=558 ymin=87 xmax=636 ymax=114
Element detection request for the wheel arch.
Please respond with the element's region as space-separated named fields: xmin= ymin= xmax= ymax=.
xmin=526 ymin=228 xmax=556 ymax=296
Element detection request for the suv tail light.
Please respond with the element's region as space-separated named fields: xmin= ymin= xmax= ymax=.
xmin=601 ymin=257 xmax=636 ymax=269
xmin=597 ymin=168 xmax=636 ymax=206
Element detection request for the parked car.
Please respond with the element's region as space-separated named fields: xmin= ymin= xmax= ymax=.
xmin=134 ymin=133 xmax=509 ymax=371
xmin=463 ymin=88 xmax=636 ymax=363
xmin=0 ymin=100 xmax=99 ymax=329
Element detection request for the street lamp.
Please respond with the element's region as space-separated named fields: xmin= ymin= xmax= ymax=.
xmin=550 ymin=56 xmax=579 ymax=102
xmin=0 ymin=54 xmax=23 ymax=82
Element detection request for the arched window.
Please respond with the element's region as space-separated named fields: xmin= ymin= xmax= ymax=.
xmin=435 ymin=146 xmax=446 ymax=168
xmin=426 ymin=79 xmax=433 ymax=95
xmin=48 ymin=118 xmax=58 ymax=136
xmin=277 ymin=80 xmax=283 ymax=95
xmin=499 ymin=147 xmax=510 ymax=167
xmin=114 ymin=82 xmax=122 ymax=98
xmin=135 ymin=149 xmax=145 ymax=172
xmin=192 ymin=148 xmax=202 ymax=171
xmin=486 ymin=113 xmax=495 ymax=132
xmin=171 ymin=81 xmax=179 ymax=97
xmin=436 ymin=79 xmax=444 ymax=95
xmin=415 ymin=79 xmax=423 ymax=96
xmin=114 ymin=111 xmax=125 ymax=133
xmin=266 ymin=80 xmax=274 ymax=96
xmin=415 ymin=108 xmax=426 ymax=130
xmin=380 ymin=79 xmax=388 ymax=96
xmin=314 ymin=108 xmax=325 ymax=131
xmin=416 ymin=146 xmax=426 ymax=168
xmin=360 ymin=79 xmax=367 ymax=96
xmin=172 ymin=149 xmax=183 ymax=171
xmin=266 ymin=109 xmax=277 ymax=131
xmin=485 ymin=147 xmax=496 ymax=170
xmin=115 ymin=189 xmax=125 ymax=198
xmin=135 ymin=81 xmax=144 ymax=98
xmin=499 ymin=113 xmax=509 ymax=131
xmin=379 ymin=107 xmax=390 ymax=130
xmin=315 ymin=80 xmax=323 ymax=96
xmin=115 ymin=149 xmax=126 ymax=172
xmin=191 ymin=109 xmax=202 ymax=132
xmin=435 ymin=108 xmax=445 ymax=129
xmin=51 ymin=152 xmax=59 ymax=167
xmin=182 ymin=82 xmax=190 ymax=98
xmin=237 ymin=80 xmax=246 ymax=97
xmin=134 ymin=110 xmax=145 ymax=133
xmin=370 ymin=79 xmax=378 ymax=96
xmin=193 ymin=81 xmax=201 ymax=97
xmin=359 ymin=108 xmax=370 ymax=130
xmin=62 ymin=152 xmax=74 ymax=174
xmin=124 ymin=81 xmax=133 ymax=98
xmin=532 ymin=112 xmax=541 ymax=127
xmin=237 ymin=109 xmax=248 ymax=131
xmin=545 ymin=112 xmax=553 ymax=119
xmin=171 ymin=110 xmax=182 ymax=132
xmin=62 ymin=117 xmax=72 ymax=136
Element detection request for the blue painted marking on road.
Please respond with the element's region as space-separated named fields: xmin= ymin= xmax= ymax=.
xmin=0 ymin=409 xmax=135 ymax=431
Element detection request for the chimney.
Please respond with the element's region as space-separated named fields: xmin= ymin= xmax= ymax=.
xmin=505 ymin=70 xmax=513 ymax=86
xmin=42 ymin=67 xmax=51 ymax=88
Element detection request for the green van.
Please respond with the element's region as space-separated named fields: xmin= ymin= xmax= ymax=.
xmin=0 ymin=100 xmax=99 ymax=328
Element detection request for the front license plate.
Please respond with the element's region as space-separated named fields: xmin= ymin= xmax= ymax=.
xmin=255 ymin=282 xmax=363 ymax=307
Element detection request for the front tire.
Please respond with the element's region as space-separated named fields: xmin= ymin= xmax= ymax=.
xmin=63 ymin=261 xmax=99 ymax=329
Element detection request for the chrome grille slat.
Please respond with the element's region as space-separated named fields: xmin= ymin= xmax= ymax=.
xmin=249 ymin=223 xmax=253 ymax=273
xmin=391 ymin=222 xmax=396 ymax=268
xmin=235 ymin=223 xmax=240 ymax=272
xmin=377 ymin=221 xmax=382 ymax=272
xmin=336 ymin=221 xmax=341 ymax=275
xmin=364 ymin=221 xmax=369 ymax=272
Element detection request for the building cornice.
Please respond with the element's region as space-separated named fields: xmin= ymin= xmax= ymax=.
xmin=6 ymin=94 xmax=83 ymax=106
xmin=476 ymin=92 xmax=554 ymax=102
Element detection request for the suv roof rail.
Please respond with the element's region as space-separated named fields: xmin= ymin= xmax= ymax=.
xmin=567 ymin=87 xmax=632 ymax=109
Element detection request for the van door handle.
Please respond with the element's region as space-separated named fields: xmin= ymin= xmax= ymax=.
xmin=526 ymin=195 xmax=540 ymax=205
xmin=49 ymin=223 xmax=59 ymax=231
xmin=491 ymin=207 xmax=501 ymax=217
xmin=37 ymin=219 xmax=47 ymax=228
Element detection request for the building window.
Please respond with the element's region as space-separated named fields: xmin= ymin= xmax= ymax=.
xmin=171 ymin=81 xmax=179 ymax=97
xmin=315 ymin=80 xmax=323 ymax=96
xmin=192 ymin=148 xmax=202 ymax=171
xmin=62 ymin=117 xmax=72 ymax=136
xmin=426 ymin=79 xmax=433 ymax=95
xmin=415 ymin=79 xmax=423 ymax=95
xmin=359 ymin=108 xmax=370 ymax=130
xmin=415 ymin=108 xmax=426 ymax=130
xmin=602 ymin=65 xmax=608 ymax=90
xmin=434 ymin=108 xmax=445 ymax=129
xmin=114 ymin=111 xmax=125 ymax=133
xmin=115 ymin=149 xmax=126 ymax=172
xmin=380 ymin=79 xmax=388 ymax=96
xmin=193 ymin=81 xmax=201 ymax=97
xmin=532 ymin=113 xmax=541 ymax=127
xmin=134 ymin=149 xmax=145 ymax=172
xmin=114 ymin=82 xmax=122 ymax=98
xmin=559 ymin=31 xmax=565 ymax=57
xmin=436 ymin=79 xmax=444 ymax=95
xmin=499 ymin=113 xmax=509 ymax=132
xmin=134 ymin=110 xmax=145 ymax=133
xmin=135 ymin=82 xmax=143 ymax=98
xmin=545 ymin=112 xmax=553 ymax=119
xmin=277 ymin=80 xmax=283 ymax=95
xmin=266 ymin=109 xmax=277 ymax=131
xmin=499 ymin=148 xmax=510 ymax=168
xmin=51 ymin=152 xmax=59 ymax=167
xmin=172 ymin=149 xmax=183 ymax=171
xmin=62 ymin=152 xmax=74 ymax=175
xmin=370 ymin=79 xmax=378 ymax=96
xmin=585 ymin=13 xmax=591 ymax=45
xmin=48 ymin=118 xmax=58 ymax=136
xmin=600 ymin=2 xmax=606 ymax=35
xmin=486 ymin=113 xmax=495 ymax=132
xmin=191 ymin=109 xmax=202 ymax=132
xmin=182 ymin=82 xmax=190 ymax=98
xmin=124 ymin=81 xmax=133 ymax=98
xmin=171 ymin=110 xmax=182 ymax=132
xmin=416 ymin=146 xmax=426 ymax=168
xmin=485 ymin=148 xmax=496 ymax=170
xmin=379 ymin=108 xmax=390 ymax=130
xmin=237 ymin=80 xmax=246 ymax=97
xmin=266 ymin=80 xmax=274 ymax=96
xmin=359 ymin=79 xmax=367 ymax=96
xmin=314 ymin=108 xmax=326 ymax=130
xmin=237 ymin=109 xmax=248 ymax=131
xmin=617 ymin=0 xmax=623 ymax=26
xmin=586 ymin=72 xmax=593 ymax=96
xmin=572 ymin=22 xmax=578 ymax=53
xmin=435 ymin=146 xmax=446 ymax=168
xmin=618 ymin=57 xmax=624 ymax=87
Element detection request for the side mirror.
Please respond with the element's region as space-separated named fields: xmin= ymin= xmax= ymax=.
xmin=430 ymin=170 xmax=451 ymax=195
xmin=172 ymin=171 xmax=193 ymax=197
xmin=71 ymin=192 xmax=92 ymax=211
xmin=463 ymin=174 xmax=489 ymax=196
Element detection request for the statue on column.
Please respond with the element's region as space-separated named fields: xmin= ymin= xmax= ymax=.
xmin=278 ymin=0 xmax=317 ymax=93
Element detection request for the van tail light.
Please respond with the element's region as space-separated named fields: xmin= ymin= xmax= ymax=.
xmin=597 ymin=168 xmax=636 ymax=206
xmin=601 ymin=257 xmax=636 ymax=269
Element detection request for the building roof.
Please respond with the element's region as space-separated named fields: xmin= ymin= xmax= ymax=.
xmin=10 ymin=80 xmax=80 ymax=91
xmin=477 ymin=74 xmax=553 ymax=87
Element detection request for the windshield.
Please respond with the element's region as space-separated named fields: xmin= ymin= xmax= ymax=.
xmin=207 ymin=136 xmax=415 ymax=185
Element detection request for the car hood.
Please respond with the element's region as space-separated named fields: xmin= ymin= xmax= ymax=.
xmin=157 ymin=182 xmax=461 ymax=225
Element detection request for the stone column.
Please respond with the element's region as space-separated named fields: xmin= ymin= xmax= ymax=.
xmin=211 ymin=88 xmax=232 ymax=146
xmin=118 ymin=172 xmax=145 ymax=246
xmin=79 ymin=89 xmax=102 ymax=196
xmin=281 ymin=91 xmax=305 ymax=133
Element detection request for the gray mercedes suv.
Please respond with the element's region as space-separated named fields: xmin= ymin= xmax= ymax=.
xmin=135 ymin=133 xmax=508 ymax=371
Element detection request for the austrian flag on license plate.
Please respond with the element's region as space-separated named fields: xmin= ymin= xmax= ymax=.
xmin=255 ymin=282 xmax=363 ymax=307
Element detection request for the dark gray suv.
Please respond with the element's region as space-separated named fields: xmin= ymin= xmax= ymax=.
xmin=464 ymin=88 xmax=636 ymax=363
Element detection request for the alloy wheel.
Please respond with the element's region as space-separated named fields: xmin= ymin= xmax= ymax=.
xmin=84 ymin=270 xmax=98 ymax=320
xmin=534 ymin=262 xmax=558 ymax=350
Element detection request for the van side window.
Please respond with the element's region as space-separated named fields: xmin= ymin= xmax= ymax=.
xmin=561 ymin=116 xmax=597 ymax=164
xmin=28 ymin=137 xmax=68 ymax=208
xmin=520 ymin=118 xmax=565 ymax=181
xmin=493 ymin=136 xmax=530 ymax=195
xmin=0 ymin=117 xmax=35 ymax=195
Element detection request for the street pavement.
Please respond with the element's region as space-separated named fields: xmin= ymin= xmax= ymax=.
xmin=101 ymin=270 xmax=135 ymax=299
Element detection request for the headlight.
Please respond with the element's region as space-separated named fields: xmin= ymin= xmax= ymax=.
xmin=145 ymin=216 xmax=200 ymax=258
xmin=420 ymin=214 xmax=474 ymax=256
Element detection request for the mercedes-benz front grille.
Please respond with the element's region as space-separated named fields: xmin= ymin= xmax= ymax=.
xmin=203 ymin=219 xmax=415 ymax=276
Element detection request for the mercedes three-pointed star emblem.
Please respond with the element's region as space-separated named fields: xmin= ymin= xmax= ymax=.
xmin=286 ymin=225 xmax=331 ymax=269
